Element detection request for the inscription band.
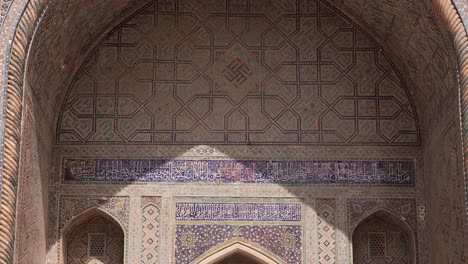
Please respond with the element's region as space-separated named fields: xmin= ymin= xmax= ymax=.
xmin=63 ymin=158 xmax=414 ymax=185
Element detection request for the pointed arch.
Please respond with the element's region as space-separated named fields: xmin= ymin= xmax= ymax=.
xmin=192 ymin=239 xmax=285 ymax=264
xmin=351 ymin=210 xmax=416 ymax=264
xmin=60 ymin=207 xmax=125 ymax=264
xmin=350 ymin=208 xmax=414 ymax=236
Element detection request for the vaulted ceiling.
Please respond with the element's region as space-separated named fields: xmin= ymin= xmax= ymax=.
xmin=25 ymin=0 xmax=457 ymax=145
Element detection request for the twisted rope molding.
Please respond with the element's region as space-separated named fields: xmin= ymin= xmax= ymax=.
xmin=0 ymin=0 xmax=467 ymax=262
xmin=433 ymin=0 xmax=468 ymax=222
xmin=0 ymin=0 xmax=46 ymax=262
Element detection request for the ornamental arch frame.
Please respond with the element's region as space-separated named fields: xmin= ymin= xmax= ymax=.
xmin=350 ymin=208 xmax=417 ymax=264
xmin=0 ymin=0 xmax=466 ymax=262
xmin=192 ymin=239 xmax=284 ymax=264
xmin=60 ymin=207 xmax=127 ymax=264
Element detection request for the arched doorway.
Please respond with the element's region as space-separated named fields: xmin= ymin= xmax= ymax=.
xmin=213 ymin=253 xmax=263 ymax=264
xmin=352 ymin=210 xmax=415 ymax=264
xmin=62 ymin=209 xmax=124 ymax=264
xmin=194 ymin=241 xmax=283 ymax=264
xmin=0 ymin=0 xmax=466 ymax=262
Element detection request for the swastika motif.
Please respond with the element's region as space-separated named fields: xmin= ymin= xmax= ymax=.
xmin=222 ymin=58 xmax=253 ymax=88
xmin=57 ymin=0 xmax=420 ymax=145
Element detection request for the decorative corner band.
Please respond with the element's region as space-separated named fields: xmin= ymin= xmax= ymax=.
xmin=63 ymin=158 xmax=414 ymax=185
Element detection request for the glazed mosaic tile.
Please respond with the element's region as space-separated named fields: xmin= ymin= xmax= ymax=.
xmin=0 ymin=0 xmax=13 ymax=26
xmin=56 ymin=0 xmax=421 ymax=146
xmin=346 ymin=198 xmax=419 ymax=263
xmin=2 ymin=1 xmax=466 ymax=262
xmin=175 ymin=202 xmax=302 ymax=222
xmin=174 ymin=199 xmax=303 ymax=263
xmin=174 ymin=225 xmax=302 ymax=264
xmin=317 ymin=200 xmax=337 ymax=264
xmin=454 ymin=0 xmax=468 ymax=33
xmin=347 ymin=198 xmax=417 ymax=231
xmin=63 ymin=158 xmax=414 ymax=185
xmin=141 ymin=197 xmax=161 ymax=264
xmin=66 ymin=216 xmax=125 ymax=264
xmin=59 ymin=196 xmax=130 ymax=231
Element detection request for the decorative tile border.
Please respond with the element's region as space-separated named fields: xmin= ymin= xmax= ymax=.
xmin=59 ymin=195 xmax=130 ymax=231
xmin=57 ymin=195 xmax=130 ymax=264
xmin=175 ymin=202 xmax=302 ymax=222
xmin=175 ymin=225 xmax=302 ymax=264
xmin=0 ymin=0 xmax=13 ymax=26
xmin=454 ymin=0 xmax=468 ymax=33
xmin=316 ymin=199 xmax=337 ymax=264
xmin=63 ymin=158 xmax=414 ymax=185
xmin=174 ymin=198 xmax=303 ymax=263
xmin=346 ymin=198 xmax=419 ymax=263
xmin=347 ymin=198 xmax=417 ymax=231
xmin=141 ymin=197 xmax=161 ymax=264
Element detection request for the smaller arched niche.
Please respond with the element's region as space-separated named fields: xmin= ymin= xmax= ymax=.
xmin=62 ymin=208 xmax=125 ymax=264
xmin=352 ymin=210 xmax=415 ymax=264
xmin=194 ymin=240 xmax=284 ymax=264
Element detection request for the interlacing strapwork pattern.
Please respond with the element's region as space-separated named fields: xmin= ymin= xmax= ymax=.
xmin=57 ymin=0 xmax=420 ymax=145
xmin=67 ymin=217 xmax=124 ymax=264
xmin=141 ymin=200 xmax=160 ymax=264
xmin=317 ymin=205 xmax=336 ymax=264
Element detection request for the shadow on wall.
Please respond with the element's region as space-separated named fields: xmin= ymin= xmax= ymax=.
xmin=13 ymin=0 xmax=467 ymax=263
xmin=50 ymin=143 xmax=418 ymax=264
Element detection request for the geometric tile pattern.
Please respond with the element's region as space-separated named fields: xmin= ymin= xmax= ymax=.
xmin=59 ymin=196 xmax=130 ymax=231
xmin=317 ymin=201 xmax=336 ymax=264
xmin=57 ymin=0 xmax=420 ymax=145
xmin=353 ymin=215 xmax=410 ymax=263
xmin=174 ymin=199 xmax=303 ymax=263
xmin=0 ymin=0 xmax=13 ymax=25
xmin=347 ymin=198 xmax=417 ymax=231
xmin=175 ymin=225 xmax=302 ymax=264
xmin=454 ymin=0 xmax=468 ymax=32
xmin=347 ymin=198 xmax=417 ymax=263
xmin=67 ymin=216 xmax=124 ymax=264
xmin=63 ymin=158 xmax=414 ymax=185
xmin=141 ymin=197 xmax=161 ymax=264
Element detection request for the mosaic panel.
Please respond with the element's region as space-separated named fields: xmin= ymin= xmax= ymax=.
xmin=176 ymin=202 xmax=301 ymax=222
xmin=347 ymin=198 xmax=417 ymax=231
xmin=63 ymin=158 xmax=414 ymax=185
xmin=453 ymin=1 xmax=468 ymax=35
xmin=59 ymin=196 xmax=130 ymax=231
xmin=175 ymin=225 xmax=302 ymax=264
xmin=174 ymin=199 xmax=303 ymax=263
xmin=67 ymin=216 xmax=124 ymax=264
xmin=317 ymin=200 xmax=336 ymax=264
xmin=348 ymin=199 xmax=417 ymax=231
xmin=347 ymin=198 xmax=418 ymax=263
xmin=0 ymin=0 xmax=13 ymax=26
xmin=57 ymin=0 xmax=420 ymax=146
xmin=141 ymin=197 xmax=161 ymax=264
xmin=353 ymin=215 xmax=410 ymax=263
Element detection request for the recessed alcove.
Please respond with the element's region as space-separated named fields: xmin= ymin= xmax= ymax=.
xmin=0 ymin=0 xmax=466 ymax=263
xmin=62 ymin=208 xmax=125 ymax=264
xmin=352 ymin=210 xmax=415 ymax=264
